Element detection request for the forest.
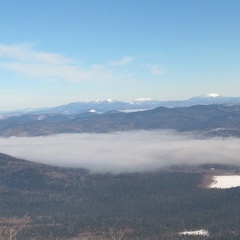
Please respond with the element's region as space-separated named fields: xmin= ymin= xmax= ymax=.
xmin=0 ymin=153 xmax=240 ymax=239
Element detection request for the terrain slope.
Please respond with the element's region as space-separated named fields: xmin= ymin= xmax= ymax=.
xmin=0 ymin=153 xmax=240 ymax=239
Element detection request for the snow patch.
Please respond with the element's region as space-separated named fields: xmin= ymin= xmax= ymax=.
xmin=89 ymin=109 xmax=96 ymax=113
xmin=134 ymin=98 xmax=153 ymax=101
xmin=179 ymin=229 xmax=209 ymax=237
xmin=206 ymin=93 xmax=220 ymax=98
xmin=37 ymin=115 xmax=45 ymax=120
xmin=208 ymin=175 xmax=240 ymax=189
xmin=95 ymin=99 xmax=116 ymax=103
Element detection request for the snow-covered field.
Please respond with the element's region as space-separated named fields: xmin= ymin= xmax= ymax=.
xmin=208 ymin=175 xmax=240 ymax=189
xmin=179 ymin=229 xmax=209 ymax=236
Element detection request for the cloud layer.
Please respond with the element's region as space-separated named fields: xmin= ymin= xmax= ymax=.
xmin=0 ymin=130 xmax=240 ymax=173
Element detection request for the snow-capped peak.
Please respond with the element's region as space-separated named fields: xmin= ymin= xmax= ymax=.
xmin=134 ymin=98 xmax=153 ymax=102
xmin=205 ymin=93 xmax=220 ymax=98
xmin=95 ymin=99 xmax=116 ymax=103
xmin=89 ymin=109 xmax=96 ymax=113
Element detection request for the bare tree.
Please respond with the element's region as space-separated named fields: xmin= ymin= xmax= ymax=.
xmin=0 ymin=215 xmax=31 ymax=240
xmin=70 ymin=228 xmax=131 ymax=240
xmin=109 ymin=228 xmax=131 ymax=240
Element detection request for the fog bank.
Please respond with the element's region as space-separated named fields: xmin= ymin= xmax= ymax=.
xmin=0 ymin=130 xmax=240 ymax=173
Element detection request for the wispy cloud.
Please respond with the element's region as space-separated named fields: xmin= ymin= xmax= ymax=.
xmin=0 ymin=43 xmax=133 ymax=82
xmin=109 ymin=56 xmax=135 ymax=67
xmin=0 ymin=130 xmax=239 ymax=173
xmin=0 ymin=43 xmax=73 ymax=65
xmin=146 ymin=64 xmax=166 ymax=75
xmin=3 ymin=62 xmax=114 ymax=82
xmin=0 ymin=43 xmax=167 ymax=84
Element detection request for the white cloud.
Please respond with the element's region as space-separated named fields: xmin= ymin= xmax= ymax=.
xmin=0 ymin=43 xmax=131 ymax=82
xmin=109 ymin=56 xmax=135 ymax=66
xmin=0 ymin=130 xmax=240 ymax=173
xmin=3 ymin=62 xmax=113 ymax=82
xmin=146 ymin=64 xmax=166 ymax=75
xmin=0 ymin=43 xmax=167 ymax=84
xmin=0 ymin=43 xmax=73 ymax=65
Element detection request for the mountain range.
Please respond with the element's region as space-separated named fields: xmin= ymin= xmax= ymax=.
xmin=1 ymin=94 xmax=240 ymax=239
xmin=1 ymin=93 xmax=240 ymax=117
xmin=0 ymin=104 xmax=240 ymax=137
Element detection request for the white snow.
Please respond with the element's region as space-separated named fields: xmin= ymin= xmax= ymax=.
xmin=105 ymin=99 xmax=115 ymax=103
xmin=179 ymin=229 xmax=209 ymax=237
xmin=89 ymin=109 xmax=96 ymax=113
xmin=95 ymin=99 xmax=116 ymax=103
xmin=37 ymin=115 xmax=45 ymax=120
xmin=208 ymin=175 xmax=240 ymax=189
xmin=206 ymin=93 xmax=220 ymax=98
xmin=134 ymin=98 xmax=153 ymax=101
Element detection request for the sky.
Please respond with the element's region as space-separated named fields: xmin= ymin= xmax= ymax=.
xmin=1 ymin=0 xmax=240 ymax=111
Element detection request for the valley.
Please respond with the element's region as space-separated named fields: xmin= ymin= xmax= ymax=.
xmin=2 ymin=0 xmax=240 ymax=238
xmin=0 ymin=153 xmax=240 ymax=239
xmin=0 ymin=102 xmax=240 ymax=239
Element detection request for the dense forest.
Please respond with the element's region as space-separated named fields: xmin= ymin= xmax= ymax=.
xmin=0 ymin=153 xmax=240 ymax=239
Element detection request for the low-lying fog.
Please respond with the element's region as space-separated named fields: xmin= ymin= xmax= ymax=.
xmin=0 ymin=130 xmax=240 ymax=173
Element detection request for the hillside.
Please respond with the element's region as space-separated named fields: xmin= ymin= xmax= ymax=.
xmin=0 ymin=104 xmax=240 ymax=137
xmin=1 ymin=153 xmax=240 ymax=239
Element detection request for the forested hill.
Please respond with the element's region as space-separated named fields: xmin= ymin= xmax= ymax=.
xmin=0 ymin=153 xmax=240 ymax=239
xmin=0 ymin=104 xmax=240 ymax=137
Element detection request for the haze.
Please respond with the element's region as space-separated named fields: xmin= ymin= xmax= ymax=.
xmin=0 ymin=130 xmax=240 ymax=173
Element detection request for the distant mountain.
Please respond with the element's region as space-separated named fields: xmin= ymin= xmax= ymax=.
xmin=0 ymin=104 xmax=240 ymax=137
xmin=1 ymin=93 xmax=240 ymax=117
xmin=186 ymin=93 xmax=240 ymax=106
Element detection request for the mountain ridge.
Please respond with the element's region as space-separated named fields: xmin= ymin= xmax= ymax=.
xmin=0 ymin=104 xmax=240 ymax=137
xmin=1 ymin=94 xmax=240 ymax=117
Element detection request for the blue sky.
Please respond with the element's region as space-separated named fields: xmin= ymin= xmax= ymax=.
xmin=0 ymin=0 xmax=240 ymax=110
